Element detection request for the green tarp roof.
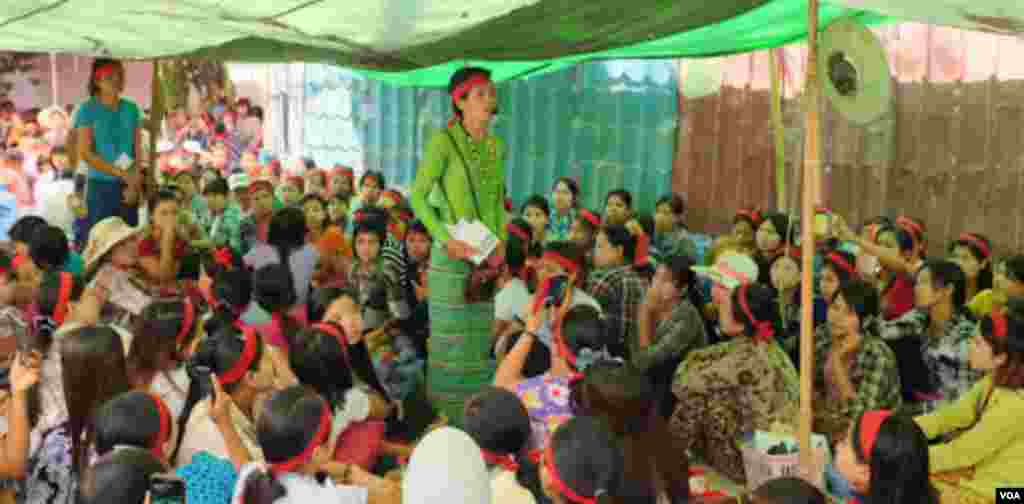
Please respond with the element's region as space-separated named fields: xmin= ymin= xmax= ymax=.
xmin=2 ymin=0 xmax=884 ymax=86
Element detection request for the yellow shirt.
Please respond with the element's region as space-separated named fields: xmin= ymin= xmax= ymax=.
xmin=915 ymin=375 xmax=1024 ymax=497
xmin=967 ymin=289 xmax=997 ymax=319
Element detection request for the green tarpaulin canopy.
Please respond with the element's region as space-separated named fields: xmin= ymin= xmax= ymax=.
xmin=2 ymin=0 xmax=883 ymax=86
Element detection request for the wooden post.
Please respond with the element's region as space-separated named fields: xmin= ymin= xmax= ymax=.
xmin=770 ymin=49 xmax=787 ymax=210
xmin=799 ymin=0 xmax=821 ymax=478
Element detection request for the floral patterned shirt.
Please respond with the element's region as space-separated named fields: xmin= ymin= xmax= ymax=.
xmin=515 ymin=374 xmax=574 ymax=452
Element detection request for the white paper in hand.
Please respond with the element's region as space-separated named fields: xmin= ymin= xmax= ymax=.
xmin=115 ymin=153 xmax=134 ymax=172
xmin=445 ymin=219 xmax=498 ymax=265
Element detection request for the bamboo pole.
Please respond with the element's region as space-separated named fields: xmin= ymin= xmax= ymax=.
xmin=148 ymin=59 xmax=164 ymax=195
xmin=799 ymin=0 xmax=821 ymax=477
xmin=770 ymin=49 xmax=787 ymax=210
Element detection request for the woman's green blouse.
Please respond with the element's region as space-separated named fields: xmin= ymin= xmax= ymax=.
xmin=410 ymin=123 xmax=508 ymax=244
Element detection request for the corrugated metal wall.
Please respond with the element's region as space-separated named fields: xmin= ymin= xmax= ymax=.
xmin=674 ymin=23 xmax=1024 ymax=256
xmin=294 ymin=61 xmax=679 ymax=213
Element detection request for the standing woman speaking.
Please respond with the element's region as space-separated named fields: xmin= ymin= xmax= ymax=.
xmin=410 ymin=67 xmax=507 ymax=426
xmin=74 ymin=58 xmax=143 ymax=236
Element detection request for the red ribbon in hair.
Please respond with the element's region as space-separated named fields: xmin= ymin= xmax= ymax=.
xmin=217 ymin=327 xmax=259 ymax=386
xmin=11 ymin=255 xmax=27 ymax=270
xmin=738 ymin=284 xmax=774 ymax=343
xmin=991 ymin=309 xmax=1009 ymax=341
xmin=176 ymin=297 xmax=195 ymax=349
xmin=896 ymin=217 xmax=924 ymax=249
xmin=269 ymin=399 xmax=333 ymax=476
xmin=381 ymin=190 xmax=402 ymax=206
xmin=481 ymin=450 xmax=520 ymax=472
xmin=53 ymin=272 xmax=73 ymax=326
xmin=541 ymin=251 xmax=579 ymax=277
xmin=507 ymin=223 xmax=530 ymax=242
xmin=248 ymin=180 xmax=273 ymax=196
xmin=958 ymin=233 xmax=991 ymax=259
xmin=736 ymin=209 xmax=761 ymax=224
xmin=827 ymin=252 xmax=856 ymax=277
xmin=579 ymin=209 xmax=601 ymax=228
xmin=93 ymin=63 xmax=117 ymax=81
xmin=543 ymin=442 xmax=598 ymax=504
xmin=858 ymin=410 xmax=893 ymax=461
xmin=145 ymin=392 xmax=172 ymax=459
xmin=451 ymin=74 xmax=492 ymax=107
xmin=213 ymin=247 xmax=234 ymax=270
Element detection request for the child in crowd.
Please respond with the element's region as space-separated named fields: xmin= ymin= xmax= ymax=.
xmin=521 ymin=195 xmax=550 ymax=254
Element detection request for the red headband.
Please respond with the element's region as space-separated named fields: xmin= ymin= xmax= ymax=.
xmin=270 ymin=399 xmax=333 ymax=476
xmin=580 ymin=210 xmax=601 ymax=228
xmin=11 ymin=255 xmax=27 ymax=270
xmin=381 ymin=190 xmax=402 ymax=205
xmin=217 ymin=328 xmax=259 ymax=385
xmin=736 ymin=209 xmax=761 ymax=224
xmin=249 ymin=180 xmax=273 ymax=196
xmin=827 ymin=252 xmax=857 ymax=277
xmin=991 ymin=309 xmax=1009 ymax=341
xmin=542 ymin=251 xmax=579 ymax=277
xmin=896 ymin=217 xmax=923 ymax=240
xmin=858 ymin=410 xmax=893 ymax=461
xmin=213 ymin=247 xmax=234 ymax=270
xmin=958 ymin=233 xmax=991 ymax=259
xmin=508 ymin=223 xmax=530 ymax=242
xmin=738 ymin=284 xmax=774 ymax=343
xmin=543 ymin=442 xmax=597 ymax=504
xmin=336 ymin=167 xmax=354 ymax=179
xmin=481 ymin=450 xmax=520 ymax=472
xmin=94 ymin=63 xmax=117 ymax=80
xmin=176 ymin=297 xmax=195 ymax=349
xmin=146 ymin=392 xmax=172 ymax=459
xmin=451 ymin=74 xmax=492 ymax=106
xmin=53 ymin=272 xmax=73 ymax=326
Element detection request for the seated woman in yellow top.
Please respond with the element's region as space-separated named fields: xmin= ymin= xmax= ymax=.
xmin=967 ymin=253 xmax=1024 ymax=318
xmin=915 ymin=298 xmax=1024 ymax=503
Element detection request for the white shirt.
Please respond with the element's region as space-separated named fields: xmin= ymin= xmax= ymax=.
xmin=176 ymin=398 xmax=262 ymax=468
xmin=495 ymin=278 xmax=531 ymax=322
xmin=35 ymin=177 xmax=75 ymax=236
xmin=328 ymin=388 xmax=372 ymax=448
xmin=275 ymin=472 xmax=368 ymax=504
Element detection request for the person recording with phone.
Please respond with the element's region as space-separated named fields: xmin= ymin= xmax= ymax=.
xmin=495 ymin=242 xmax=601 ymax=359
